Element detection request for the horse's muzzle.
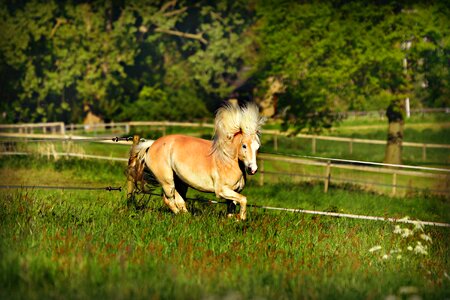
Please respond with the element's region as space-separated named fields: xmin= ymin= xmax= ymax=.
xmin=247 ymin=167 xmax=258 ymax=175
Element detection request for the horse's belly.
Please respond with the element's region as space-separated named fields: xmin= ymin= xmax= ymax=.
xmin=175 ymin=168 xmax=215 ymax=193
xmin=171 ymin=155 xmax=215 ymax=192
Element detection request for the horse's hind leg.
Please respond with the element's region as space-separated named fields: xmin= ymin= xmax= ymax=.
xmin=162 ymin=184 xmax=180 ymax=214
xmin=174 ymin=177 xmax=188 ymax=213
xmin=160 ymin=181 xmax=188 ymax=214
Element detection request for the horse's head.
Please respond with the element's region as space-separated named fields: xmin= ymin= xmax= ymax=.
xmin=238 ymin=133 xmax=260 ymax=175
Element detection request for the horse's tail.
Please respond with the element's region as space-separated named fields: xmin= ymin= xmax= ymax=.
xmin=127 ymin=138 xmax=155 ymax=194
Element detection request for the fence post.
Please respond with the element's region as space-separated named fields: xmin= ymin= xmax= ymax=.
xmin=349 ymin=139 xmax=353 ymax=155
xmin=312 ymin=136 xmax=317 ymax=154
xmin=324 ymin=160 xmax=331 ymax=193
xmin=259 ymin=158 xmax=264 ymax=186
xmin=273 ymin=135 xmax=278 ymax=152
xmin=125 ymin=123 xmax=130 ymax=134
xmin=127 ymin=135 xmax=141 ymax=203
xmin=422 ymin=144 xmax=427 ymax=161
xmin=392 ymin=173 xmax=397 ymax=196
xmin=60 ymin=122 xmax=65 ymax=135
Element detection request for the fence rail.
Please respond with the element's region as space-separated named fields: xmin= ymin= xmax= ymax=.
xmin=0 ymin=122 xmax=65 ymax=134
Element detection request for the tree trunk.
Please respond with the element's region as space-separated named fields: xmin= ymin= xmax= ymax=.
xmin=384 ymin=120 xmax=404 ymax=164
xmin=256 ymin=77 xmax=285 ymax=118
xmin=384 ymin=100 xmax=404 ymax=165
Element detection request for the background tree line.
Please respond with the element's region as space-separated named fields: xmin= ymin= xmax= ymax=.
xmin=1 ymin=0 xmax=449 ymax=132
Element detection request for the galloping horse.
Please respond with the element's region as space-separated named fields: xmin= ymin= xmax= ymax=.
xmin=127 ymin=102 xmax=264 ymax=220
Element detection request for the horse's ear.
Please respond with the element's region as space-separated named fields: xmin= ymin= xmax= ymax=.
xmin=231 ymin=130 xmax=242 ymax=140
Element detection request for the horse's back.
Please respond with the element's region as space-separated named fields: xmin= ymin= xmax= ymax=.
xmin=150 ymin=134 xmax=211 ymax=157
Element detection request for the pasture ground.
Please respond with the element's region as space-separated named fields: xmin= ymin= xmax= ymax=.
xmin=1 ymin=157 xmax=449 ymax=299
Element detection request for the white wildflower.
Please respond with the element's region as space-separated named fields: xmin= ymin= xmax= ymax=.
xmin=399 ymin=286 xmax=419 ymax=295
xmin=369 ymin=245 xmax=382 ymax=253
xmin=407 ymin=246 xmax=413 ymax=251
xmin=396 ymin=255 xmax=402 ymax=260
xmin=390 ymin=249 xmax=402 ymax=254
xmin=393 ymin=225 xmax=402 ymax=234
xmin=382 ymin=254 xmax=390 ymax=260
xmin=414 ymin=241 xmax=428 ymax=255
xmin=412 ymin=221 xmax=424 ymax=232
xmin=420 ymin=233 xmax=432 ymax=243
xmin=398 ymin=216 xmax=410 ymax=222
xmin=401 ymin=228 xmax=413 ymax=238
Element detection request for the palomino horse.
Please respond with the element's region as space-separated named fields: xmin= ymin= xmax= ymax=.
xmin=127 ymin=102 xmax=264 ymax=220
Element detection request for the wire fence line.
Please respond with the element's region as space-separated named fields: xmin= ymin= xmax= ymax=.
xmin=0 ymin=133 xmax=133 ymax=144
xmin=0 ymin=133 xmax=449 ymax=196
xmin=1 ymin=180 xmax=449 ymax=228
xmin=1 ymin=150 xmax=449 ymax=227
xmin=0 ymin=185 xmax=122 ymax=191
xmin=1 ymin=149 xmax=449 ymax=197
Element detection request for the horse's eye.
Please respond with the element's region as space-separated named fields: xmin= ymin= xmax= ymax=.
xmin=242 ymin=144 xmax=247 ymax=149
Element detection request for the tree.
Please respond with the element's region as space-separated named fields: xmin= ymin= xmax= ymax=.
xmin=254 ymin=0 xmax=449 ymax=135
xmin=0 ymin=0 xmax=255 ymax=123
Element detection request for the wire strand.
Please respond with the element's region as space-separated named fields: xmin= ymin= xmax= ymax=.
xmin=0 ymin=185 xmax=122 ymax=191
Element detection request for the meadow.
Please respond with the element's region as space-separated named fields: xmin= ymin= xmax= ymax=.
xmin=1 ymin=113 xmax=449 ymax=299
xmin=1 ymin=156 xmax=449 ymax=299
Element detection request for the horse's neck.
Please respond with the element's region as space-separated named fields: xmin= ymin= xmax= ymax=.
xmin=213 ymin=134 xmax=241 ymax=166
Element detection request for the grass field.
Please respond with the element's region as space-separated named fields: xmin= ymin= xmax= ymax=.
xmin=1 ymin=157 xmax=449 ymax=299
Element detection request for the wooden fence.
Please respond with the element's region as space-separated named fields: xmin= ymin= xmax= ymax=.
xmin=0 ymin=122 xmax=65 ymax=134
xmin=1 ymin=120 xmax=449 ymax=161
xmin=257 ymin=153 xmax=450 ymax=197
xmin=265 ymin=131 xmax=450 ymax=160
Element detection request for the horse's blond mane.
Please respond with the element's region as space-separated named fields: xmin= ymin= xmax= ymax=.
xmin=241 ymin=103 xmax=265 ymax=140
xmin=211 ymin=102 xmax=264 ymax=162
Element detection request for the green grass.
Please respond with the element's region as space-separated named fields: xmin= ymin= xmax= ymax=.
xmin=337 ymin=112 xmax=450 ymax=127
xmin=1 ymin=156 xmax=449 ymax=299
xmin=328 ymin=126 xmax=450 ymax=145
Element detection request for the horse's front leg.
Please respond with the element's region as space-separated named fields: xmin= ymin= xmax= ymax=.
xmin=217 ymin=188 xmax=247 ymax=220
xmin=226 ymin=200 xmax=237 ymax=218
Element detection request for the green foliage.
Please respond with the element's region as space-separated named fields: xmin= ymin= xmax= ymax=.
xmin=255 ymin=0 xmax=449 ymax=132
xmin=0 ymin=0 xmax=253 ymax=123
xmin=119 ymin=85 xmax=208 ymax=121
